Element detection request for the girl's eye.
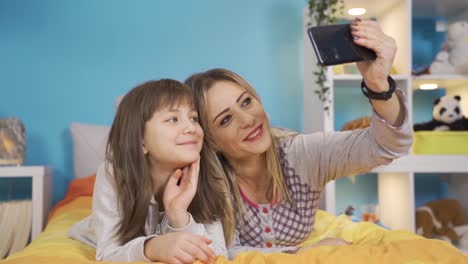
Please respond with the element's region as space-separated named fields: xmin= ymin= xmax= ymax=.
xmin=220 ymin=115 xmax=232 ymax=126
xmin=242 ymin=97 xmax=252 ymax=107
xmin=167 ymin=117 xmax=178 ymax=122
xmin=191 ymin=116 xmax=199 ymax=123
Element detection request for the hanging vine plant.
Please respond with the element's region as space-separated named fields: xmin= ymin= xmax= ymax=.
xmin=307 ymin=0 xmax=344 ymax=114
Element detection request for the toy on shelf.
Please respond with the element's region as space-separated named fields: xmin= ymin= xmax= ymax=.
xmin=0 ymin=118 xmax=26 ymax=165
xmin=361 ymin=204 xmax=379 ymax=223
xmin=341 ymin=116 xmax=372 ymax=131
xmin=429 ymin=21 xmax=468 ymax=75
xmin=413 ymin=95 xmax=468 ymax=131
xmin=416 ymin=199 xmax=468 ymax=245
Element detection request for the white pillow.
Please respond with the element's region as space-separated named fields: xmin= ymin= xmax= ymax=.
xmin=115 ymin=95 xmax=124 ymax=109
xmin=70 ymin=123 xmax=110 ymax=178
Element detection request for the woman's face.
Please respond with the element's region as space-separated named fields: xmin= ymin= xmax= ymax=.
xmin=205 ymin=81 xmax=271 ymax=160
xmin=143 ymin=103 xmax=203 ymax=168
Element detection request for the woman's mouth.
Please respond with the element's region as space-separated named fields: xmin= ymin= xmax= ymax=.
xmin=244 ymin=124 xmax=263 ymax=142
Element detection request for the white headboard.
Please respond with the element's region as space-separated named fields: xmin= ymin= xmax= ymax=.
xmin=70 ymin=95 xmax=124 ymax=178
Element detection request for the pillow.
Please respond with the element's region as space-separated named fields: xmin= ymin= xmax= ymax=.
xmin=115 ymin=95 xmax=124 ymax=109
xmin=48 ymin=174 xmax=96 ymax=220
xmin=70 ymin=123 xmax=109 ymax=178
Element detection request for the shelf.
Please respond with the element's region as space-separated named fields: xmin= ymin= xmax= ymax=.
xmin=373 ymin=155 xmax=468 ymax=173
xmin=413 ymin=0 xmax=468 ymax=18
xmin=333 ymin=74 xmax=410 ymax=86
xmin=334 ymin=74 xmax=410 ymax=81
xmin=412 ymin=74 xmax=468 ymax=90
xmin=0 ymin=166 xmax=52 ymax=240
xmin=341 ymin=0 xmax=404 ymax=20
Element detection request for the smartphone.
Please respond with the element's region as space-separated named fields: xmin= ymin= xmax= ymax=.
xmin=307 ymin=24 xmax=377 ymax=66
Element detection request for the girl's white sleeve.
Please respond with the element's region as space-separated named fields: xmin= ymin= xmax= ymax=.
xmin=68 ymin=163 xmax=156 ymax=262
xmin=160 ymin=215 xmax=228 ymax=257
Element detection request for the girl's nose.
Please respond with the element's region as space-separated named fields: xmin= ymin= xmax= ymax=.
xmin=183 ymin=118 xmax=197 ymax=134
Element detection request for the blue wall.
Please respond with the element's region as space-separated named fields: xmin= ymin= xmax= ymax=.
xmin=0 ymin=0 xmax=305 ymax=205
xmin=0 ymin=1 xmax=451 ymax=212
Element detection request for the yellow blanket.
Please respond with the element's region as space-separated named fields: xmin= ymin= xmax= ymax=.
xmin=4 ymin=197 xmax=467 ymax=264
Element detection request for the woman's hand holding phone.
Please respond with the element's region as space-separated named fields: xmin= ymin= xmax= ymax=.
xmin=352 ymin=18 xmax=397 ymax=92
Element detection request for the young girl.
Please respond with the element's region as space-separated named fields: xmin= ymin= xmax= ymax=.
xmin=68 ymin=79 xmax=228 ymax=264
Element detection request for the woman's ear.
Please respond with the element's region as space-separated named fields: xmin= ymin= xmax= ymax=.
xmin=142 ymin=144 xmax=148 ymax=155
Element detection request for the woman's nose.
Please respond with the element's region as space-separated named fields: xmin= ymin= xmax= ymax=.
xmin=239 ymin=111 xmax=255 ymax=129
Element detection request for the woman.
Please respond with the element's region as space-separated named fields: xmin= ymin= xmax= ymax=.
xmin=185 ymin=19 xmax=413 ymax=258
xmin=68 ymin=79 xmax=228 ymax=264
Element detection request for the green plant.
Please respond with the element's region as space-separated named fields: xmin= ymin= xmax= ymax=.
xmin=307 ymin=0 xmax=344 ymax=114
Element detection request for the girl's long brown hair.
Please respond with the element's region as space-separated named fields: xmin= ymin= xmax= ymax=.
xmin=107 ymin=79 xmax=226 ymax=244
xmin=185 ymin=69 xmax=293 ymax=245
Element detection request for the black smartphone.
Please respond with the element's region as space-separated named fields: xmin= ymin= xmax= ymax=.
xmin=307 ymin=24 xmax=377 ymax=66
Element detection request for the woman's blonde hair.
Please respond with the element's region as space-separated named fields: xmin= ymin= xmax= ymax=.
xmin=185 ymin=69 xmax=292 ymax=244
xmin=107 ymin=79 xmax=226 ymax=244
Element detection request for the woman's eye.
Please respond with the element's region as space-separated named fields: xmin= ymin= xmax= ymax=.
xmin=220 ymin=115 xmax=232 ymax=126
xmin=167 ymin=117 xmax=178 ymax=122
xmin=242 ymin=97 xmax=252 ymax=107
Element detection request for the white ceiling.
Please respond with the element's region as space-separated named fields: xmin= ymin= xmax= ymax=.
xmin=342 ymin=0 xmax=468 ymax=20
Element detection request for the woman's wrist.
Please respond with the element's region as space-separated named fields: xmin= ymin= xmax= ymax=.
xmin=363 ymin=78 xmax=389 ymax=93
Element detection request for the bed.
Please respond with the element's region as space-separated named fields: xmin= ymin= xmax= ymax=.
xmin=3 ymin=173 xmax=467 ymax=263
xmin=3 ymin=120 xmax=468 ymax=263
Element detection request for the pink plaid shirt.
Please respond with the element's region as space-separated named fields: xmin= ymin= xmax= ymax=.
xmin=228 ymin=89 xmax=413 ymax=259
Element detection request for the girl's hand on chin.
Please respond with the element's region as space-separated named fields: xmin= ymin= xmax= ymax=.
xmin=163 ymin=158 xmax=200 ymax=228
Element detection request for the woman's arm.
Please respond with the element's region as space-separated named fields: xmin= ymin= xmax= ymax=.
xmin=288 ymin=88 xmax=413 ymax=189
xmin=352 ymin=18 xmax=404 ymax=127
xmin=287 ymin=20 xmax=413 ymax=189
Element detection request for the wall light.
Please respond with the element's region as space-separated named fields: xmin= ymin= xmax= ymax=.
xmin=347 ymin=8 xmax=366 ymax=16
xmin=419 ymin=83 xmax=438 ymax=90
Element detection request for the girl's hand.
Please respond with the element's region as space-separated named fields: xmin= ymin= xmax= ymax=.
xmin=351 ymin=18 xmax=397 ymax=92
xmin=163 ymin=158 xmax=200 ymax=228
xmin=296 ymin=237 xmax=352 ymax=253
xmin=144 ymin=232 xmax=215 ymax=264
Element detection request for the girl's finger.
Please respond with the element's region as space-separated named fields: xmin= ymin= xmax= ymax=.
xmin=168 ymin=257 xmax=183 ymax=264
xmin=182 ymin=241 xmax=211 ymax=263
xmin=167 ymin=169 xmax=183 ymax=187
xmin=179 ymin=166 xmax=192 ymax=187
xmin=190 ymin=158 xmax=201 ymax=183
xmin=188 ymin=235 xmax=215 ymax=259
xmin=174 ymin=251 xmax=196 ymax=264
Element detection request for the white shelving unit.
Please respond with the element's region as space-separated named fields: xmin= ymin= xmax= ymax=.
xmin=0 ymin=166 xmax=52 ymax=240
xmin=303 ymin=0 xmax=468 ymax=234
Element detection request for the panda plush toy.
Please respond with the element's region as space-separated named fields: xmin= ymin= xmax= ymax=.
xmin=414 ymin=95 xmax=468 ymax=131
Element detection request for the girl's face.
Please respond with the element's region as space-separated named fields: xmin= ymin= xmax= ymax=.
xmin=143 ymin=103 xmax=203 ymax=168
xmin=205 ymin=81 xmax=271 ymax=160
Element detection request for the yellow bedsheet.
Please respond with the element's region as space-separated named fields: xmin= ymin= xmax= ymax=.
xmin=4 ymin=196 xmax=467 ymax=264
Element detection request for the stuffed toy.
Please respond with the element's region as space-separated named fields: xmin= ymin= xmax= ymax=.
xmin=430 ymin=21 xmax=468 ymax=74
xmin=416 ymin=199 xmax=468 ymax=244
xmin=0 ymin=118 xmax=26 ymax=165
xmin=341 ymin=116 xmax=372 ymax=131
xmin=413 ymin=95 xmax=468 ymax=131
